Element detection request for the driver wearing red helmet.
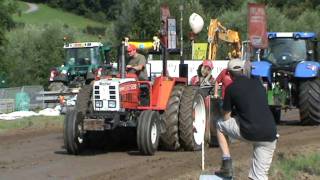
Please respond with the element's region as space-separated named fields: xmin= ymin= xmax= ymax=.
xmin=190 ymin=60 xmax=215 ymax=86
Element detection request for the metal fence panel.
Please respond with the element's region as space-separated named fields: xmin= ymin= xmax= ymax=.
xmin=0 ymin=86 xmax=44 ymax=113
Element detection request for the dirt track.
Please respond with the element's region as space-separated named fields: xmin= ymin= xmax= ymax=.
xmin=0 ymin=109 xmax=319 ymax=180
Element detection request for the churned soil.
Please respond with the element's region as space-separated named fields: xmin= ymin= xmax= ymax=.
xmin=0 ymin=109 xmax=319 ymax=180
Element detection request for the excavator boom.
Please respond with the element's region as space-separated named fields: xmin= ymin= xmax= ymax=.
xmin=207 ymin=19 xmax=241 ymax=60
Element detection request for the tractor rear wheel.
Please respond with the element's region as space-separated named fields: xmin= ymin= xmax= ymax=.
xmin=299 ymin=78 xmax=320 ymax=125
xmin=179 ymin=86 xmax=206 ymax=151
xmin=160 ymin=85 xmax=185 ymax=150
xmin=48 ymin=82 xmax=68 ymax=91
xmin=137 ymin=110 xmax=160 ymax=155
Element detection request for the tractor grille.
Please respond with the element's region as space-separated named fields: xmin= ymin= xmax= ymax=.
xmin=93 ymin=85 xmax=116 ymax=100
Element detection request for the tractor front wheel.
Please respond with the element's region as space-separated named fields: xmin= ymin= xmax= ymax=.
xmin=137 ymin=110 xmax=160 ymax=155
xmin=179 ymin=86 xmax=206 ymax=151
xmin=64 ymin=110 xmax=87 ymax=155
xmin=299 ymin=78 xmax=320 ymax=125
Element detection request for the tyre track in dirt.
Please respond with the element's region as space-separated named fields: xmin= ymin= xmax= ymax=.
xmin=0 ymin=109 xmax=319 ymax=180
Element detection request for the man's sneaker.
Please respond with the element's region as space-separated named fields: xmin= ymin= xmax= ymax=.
xmin=215 ymin=158 xmax=233 ymax=178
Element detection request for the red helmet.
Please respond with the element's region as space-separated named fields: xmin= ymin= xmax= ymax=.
xmin=202 ymin=60 xmax=213 ymax=69
xmin=127 ymin=44 xmax=137 ymax=52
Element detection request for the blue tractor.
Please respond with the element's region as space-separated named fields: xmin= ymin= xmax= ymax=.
xmin=251 ymin=32 xmax=319 ymax=124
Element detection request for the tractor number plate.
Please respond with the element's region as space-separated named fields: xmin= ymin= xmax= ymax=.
xmin=83 ymin=119 xmax=105 ymax=131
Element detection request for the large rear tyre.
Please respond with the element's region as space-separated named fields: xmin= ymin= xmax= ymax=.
xmin=137 ymin=110 xmax=160 ymax=155
xmin=64 ymin=110 xmax=87 ymax=155
xmin=48 ymin=82 xmax=68 ymax=91
xmin=299 ymin=79 xmax=320 ymax=125
xmin=160 ymin=85 xmax=185 ymax=150
xmin=179 ymin=86 xmax=206 ymax=151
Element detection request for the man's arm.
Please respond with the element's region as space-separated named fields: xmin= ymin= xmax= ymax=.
xmin=214 ymin=81 xmax=219 ymax=98
xmin=214 ymin=69 xmax=226 ymax=98
xmin=222 ymin=85 xmax=233 ymax=120
xmin=127 ymin=64 xmax=144 ymax=71
xmin=223 ymin=111 xmax=232 ymax=121
xmin=134 ymin=64 xmax=145 ymax=71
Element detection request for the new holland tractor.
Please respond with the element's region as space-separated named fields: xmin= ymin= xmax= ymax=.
xmin=251 ymin=32 xmax=320 ymax=124
xmin=48 ymin=42 xmax=112 ymax=91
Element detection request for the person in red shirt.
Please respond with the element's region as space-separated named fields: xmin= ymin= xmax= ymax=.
xmin=190 ymin=60 xmax=215 ymax=86
xmin=214 ymin=68 xmax=233 ymax=99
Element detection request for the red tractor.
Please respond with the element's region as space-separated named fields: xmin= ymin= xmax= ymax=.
xmin=63 ymin=40 xmax=214 ymax=155
xmin=63 ymin=5 xmax=214 ymax=155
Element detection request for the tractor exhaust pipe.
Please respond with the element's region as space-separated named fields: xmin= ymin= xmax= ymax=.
xmin=161 ymin=44 xmax=167 ymax=77
xmin=121 ymin=41 xmax=126 ymax=79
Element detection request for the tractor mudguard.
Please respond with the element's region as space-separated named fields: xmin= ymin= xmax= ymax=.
xmin=294 ymin=61 xmax=320 ymax=78
xmin=251 ymin=61 xmax=272 ymax=82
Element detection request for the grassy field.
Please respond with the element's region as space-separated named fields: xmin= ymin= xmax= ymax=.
xmin=11 ymin=1 xmax=110 ymax=42
xmin=0 ymin=116 xmax=64 ymax=134
xmin=16 ymin=1 xmax=29 ymax=12
xmin=13 ymin=2 xmax=106 ymax=29
xmin=271 ymin=152 xmax=320 ymax=179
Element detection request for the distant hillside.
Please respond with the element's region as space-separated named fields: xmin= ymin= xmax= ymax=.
xmin=14 ymin=2 xmax=106 ymax=29
xmin=12 ymin=1 xmax=109 ymax=41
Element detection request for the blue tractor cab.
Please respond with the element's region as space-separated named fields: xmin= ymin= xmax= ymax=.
xmin=251 ymin=32 xmax=319 ymax=124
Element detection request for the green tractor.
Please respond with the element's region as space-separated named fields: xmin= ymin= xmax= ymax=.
xmin=48 ymin=42 xmax=112 ymax=91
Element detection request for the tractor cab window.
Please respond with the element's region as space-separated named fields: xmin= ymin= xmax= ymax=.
xmin=66 ymin=47 xmax=100 ymax=66
xmin=263 ymin=38 xmax=307 ymax=65
xmin=91 ymin=47 xmax=101 ymax=65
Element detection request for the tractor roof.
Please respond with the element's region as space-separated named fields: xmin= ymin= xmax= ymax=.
xmin=64 ymin=42 xmax=103 ymax=49
xmin=268 ymin=32 xmax=316 ymax=39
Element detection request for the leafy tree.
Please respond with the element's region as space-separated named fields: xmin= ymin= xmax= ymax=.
xmin=113 ymin=0 xmax=206 ymax=59
xmin=3 ymin=24 xmax=78 ymax=87
xmin=0 ymin=0 xmax=16 ymax=73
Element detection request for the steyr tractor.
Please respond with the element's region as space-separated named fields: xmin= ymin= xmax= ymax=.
xmin=251 ymin=32 xmax=320 ymax=124
xmin=63 ymin=5 xmax=210 ymax=155
xmin=63 ymin=42 xmax=210 ymax=155
xmin=48 ymin=42 xmax=112 ymax=91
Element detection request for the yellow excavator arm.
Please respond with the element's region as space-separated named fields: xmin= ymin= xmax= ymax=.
xmin=207 ymin=19 xmax=241 ymax=60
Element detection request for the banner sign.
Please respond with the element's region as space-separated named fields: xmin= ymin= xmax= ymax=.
xmin=248 ymin=3 xmax=268 ymax=49
xmin=192 ymin=43 xmax=208 ymax=60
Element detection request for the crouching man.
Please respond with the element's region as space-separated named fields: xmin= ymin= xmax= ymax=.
xmin=215 ymin=59 xmax=278 ymax=180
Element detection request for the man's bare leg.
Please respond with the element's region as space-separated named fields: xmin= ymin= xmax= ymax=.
xmin=216 ymin=129 xmax=233 ymax=178
xmin=217 ymin=130 xmax=230 ymax=157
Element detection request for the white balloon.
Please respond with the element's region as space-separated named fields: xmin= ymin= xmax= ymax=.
xmin=189 ymin=13 xmax=204 ymax=34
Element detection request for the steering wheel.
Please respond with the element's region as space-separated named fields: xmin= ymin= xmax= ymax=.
xmin=126 ymin=66 xmax=137 ymax=73
xmin=277 ymin=52 xmax=294 ymax=64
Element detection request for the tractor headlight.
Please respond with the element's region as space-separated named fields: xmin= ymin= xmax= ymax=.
xmin=108 ymin=100 xmax=116 ymax=108
xmin=95 ymin=100 xmax=103 ymax=108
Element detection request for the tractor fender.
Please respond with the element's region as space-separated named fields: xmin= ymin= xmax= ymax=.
xmin=294 ymin=61 xmax=320 ymax=78
xmin=251 ymin=61 xmax=272 ymax=82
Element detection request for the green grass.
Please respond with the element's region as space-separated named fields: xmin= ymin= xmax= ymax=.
xmin=13 ymin=2 xmax=106 ymax=30
xmin=271 ymin=152 xmax=320 ymax=179
xmin=16 ymin=1 xmax=29 ymax=12
xmin=11 ymin=1 xmax=111 ymax=42
xmin=0 ymin=116 xmax=64 ymax=133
